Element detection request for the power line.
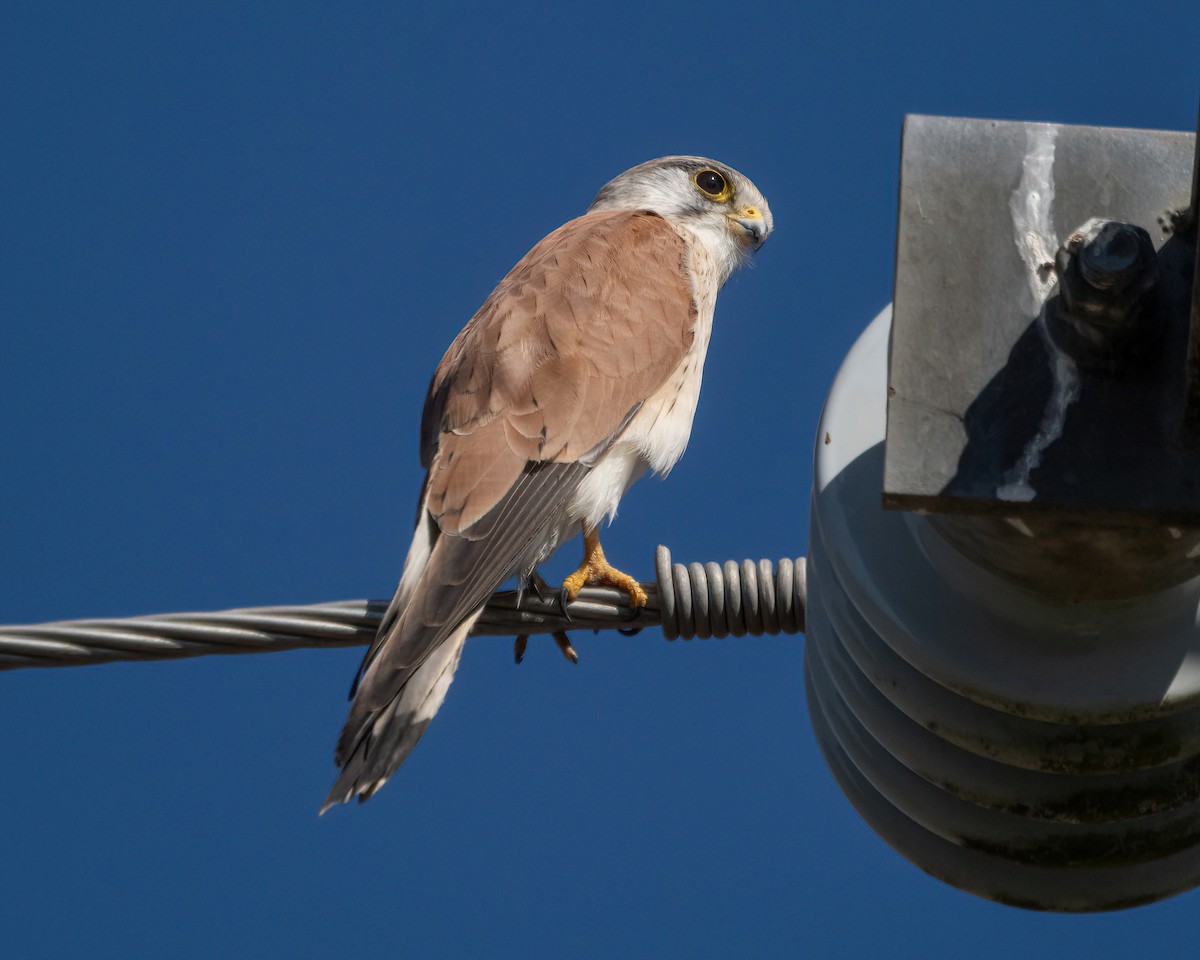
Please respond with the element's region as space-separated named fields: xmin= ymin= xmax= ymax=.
xmin=0 ymin=546 xmax=805 ymax=671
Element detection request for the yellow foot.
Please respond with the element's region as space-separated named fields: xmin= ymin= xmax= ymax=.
xmin=560 ymin=526 xmax=649 ymax=611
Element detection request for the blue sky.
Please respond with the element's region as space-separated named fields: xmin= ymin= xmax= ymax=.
xmin=2 ymin=2 xmax=1198 ymax=956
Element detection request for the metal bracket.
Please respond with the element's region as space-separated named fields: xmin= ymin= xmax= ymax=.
xmin=885 ymin=114 xmax=1198 ymax=525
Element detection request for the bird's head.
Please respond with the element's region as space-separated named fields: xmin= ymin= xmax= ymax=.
xmin=588 ymin=156 xmax=772 ymax=282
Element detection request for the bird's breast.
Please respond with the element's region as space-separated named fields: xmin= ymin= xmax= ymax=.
xmin=565 ymin=303 xmax=713 ymax=533
xmin=556 ymin=228 xmax=721 ymax=539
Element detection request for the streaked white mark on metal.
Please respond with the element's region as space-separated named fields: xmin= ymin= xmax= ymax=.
xmin=997 ymin=125 xmax=1080 ymax=503
xmin=1009 ymin=124 xmax=1060 ymax=313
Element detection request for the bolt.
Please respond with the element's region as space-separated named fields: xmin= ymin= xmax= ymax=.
xmin=1047 ymin=218 xmax=1163 ymax=372
xmin=1057 ymin=218 xmax=1160 ymax=332
xmin=1077 ymin=220 xmax=1147 ymax=290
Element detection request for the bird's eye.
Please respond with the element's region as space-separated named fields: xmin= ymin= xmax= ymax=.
xmin=693 ymin=168 xmax=731 ymax=200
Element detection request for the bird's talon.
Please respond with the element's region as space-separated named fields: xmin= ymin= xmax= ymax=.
xmin=529 ymin=570 xmax=552 ymax=604
xmin=558 ymin=585 xmax=575 ymax=622
xmin=554 ymin=631 xmax=579 ymax=664
xmin=623 ymin=580 xmax=649 ymax=611
xmin=514 ymin=635 xmax=528 ymax=664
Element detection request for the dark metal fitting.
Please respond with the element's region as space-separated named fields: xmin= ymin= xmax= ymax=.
xmin=1056 ymin=218 xmax=1161 ymax=332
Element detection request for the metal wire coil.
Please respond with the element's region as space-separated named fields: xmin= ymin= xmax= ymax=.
xmin=655 ymin=546 xmax=805 ymax=640
xmin=0 ymin=546 xmax=805 ymax=671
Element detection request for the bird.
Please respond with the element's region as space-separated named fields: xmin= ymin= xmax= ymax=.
xmin=321 ymin=156 xmax=771 ymax=811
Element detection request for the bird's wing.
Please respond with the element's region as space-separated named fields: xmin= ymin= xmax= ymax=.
xmin=327 ymin=210 xmax=696 ymax=804
xmin=421 ymin=208 xmax=698 ymax=532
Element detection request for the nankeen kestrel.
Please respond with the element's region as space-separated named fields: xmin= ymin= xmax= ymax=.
xmin=323 ymin=156 xmax=771 ymax=810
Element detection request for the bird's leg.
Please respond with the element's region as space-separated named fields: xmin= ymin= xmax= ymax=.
xmin=560 ymin=524 xmax=649 ymax=613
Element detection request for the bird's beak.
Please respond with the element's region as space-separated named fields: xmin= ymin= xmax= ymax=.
xmin=728 ymin=206 xmax=769 ymax=250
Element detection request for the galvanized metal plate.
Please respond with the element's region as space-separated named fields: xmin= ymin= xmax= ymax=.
xmin=885 ymin=115 xmax=1197 ymax=522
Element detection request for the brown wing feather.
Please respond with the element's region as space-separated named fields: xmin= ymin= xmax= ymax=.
xmin=337 ymin=459 xmax=590 ymax=755
xmin=422 ymin=209 xmax=697 ymax=533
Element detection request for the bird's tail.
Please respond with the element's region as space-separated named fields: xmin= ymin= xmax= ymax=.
xmin=319 ymin=614 xmax=473 ymax=813
xmin=320 ymin=506 xmax=470 ymax=813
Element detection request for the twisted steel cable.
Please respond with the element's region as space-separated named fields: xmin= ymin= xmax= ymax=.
xmin=0 ymin=546 xmax=805 ymax=671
